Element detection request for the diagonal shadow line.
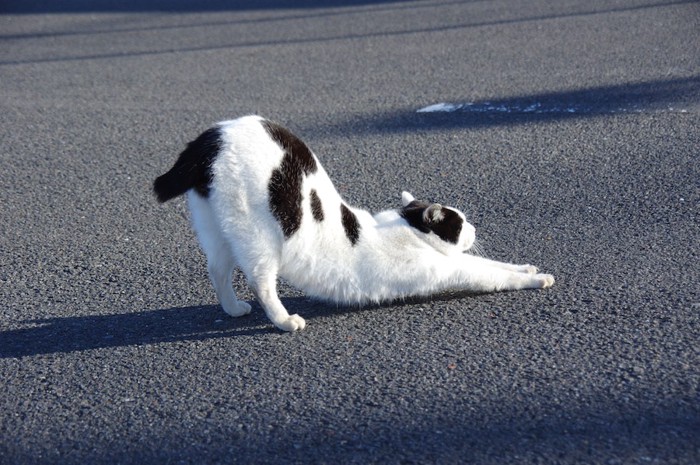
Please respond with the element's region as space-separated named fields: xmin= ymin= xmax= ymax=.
xmin=0 ymin=0 xmax=468 ymax=14
xmin=316 ymin=75 xmax=700 ymax=134
xmin=0 ymin=0 xmax=693 ymax=66
xmin=128 ymin=402 xmax=695 ymax=463
xmin=0 ymin=0 xmax=476 ymax=40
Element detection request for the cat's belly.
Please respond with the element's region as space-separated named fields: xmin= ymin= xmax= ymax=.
xmin=278 ymin=246 xmax=407 ymax=306
xmin=279 ymin=254 xmax=366 ymax=304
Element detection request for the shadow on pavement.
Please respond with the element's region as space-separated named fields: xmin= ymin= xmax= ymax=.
xmin=2 ymin=0 xmax=419 ymax=14
xmin=320 ymin=75 xmax=700 ymax=135
xmin=145 ymin=401 xmax=696 ymax=464
xmin=1 ymin=1 xmax=695 ymax=62
xmin=0 ymin=290 xmax=490 ymax=358
xmin=0 ymin=304 xmax=270 ymax=358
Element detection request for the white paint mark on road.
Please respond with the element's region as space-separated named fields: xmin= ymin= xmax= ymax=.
xmin=417 ymin=103 xmax=462 ymax=113
xmin=417 ymin=101 xmax=694 ymax=114
xmin=417 ymin=101 xmax=590 ymax=114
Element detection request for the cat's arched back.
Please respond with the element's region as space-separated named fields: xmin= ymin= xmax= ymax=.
xmin=154 ymin=115 xmax=554 ymax=331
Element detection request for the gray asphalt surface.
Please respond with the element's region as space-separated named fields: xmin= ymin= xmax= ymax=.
xmin=1 ymin=1 xmax=699 ymax=464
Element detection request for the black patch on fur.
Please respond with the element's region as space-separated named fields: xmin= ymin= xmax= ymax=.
xmin=310 ymin=189 xmax=324 ymax=222
xmin=262 ymin=120 xmax=317 ymax=174
xmin=153 ymin=127 xmax=221 ymax=202
xmin=401 ymin=200 xmax=463 ymax=244
xmin=341 ymin=204 xmax=361 ymax=246
xmin=263 ymin=120 xmax=318 ymax=238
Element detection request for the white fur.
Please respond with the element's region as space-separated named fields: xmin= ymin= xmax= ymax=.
xmin=186 ymin=115 xmax=554 ymax=331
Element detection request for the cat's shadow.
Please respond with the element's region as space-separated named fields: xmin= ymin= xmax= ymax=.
xmin=0 ymin=292 xmax=483 ymax=359
xmin=0 ymin=303 xmax=270 ymax=359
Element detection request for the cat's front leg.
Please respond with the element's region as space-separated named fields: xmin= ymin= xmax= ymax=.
xmin=466 ymin=255 xmax=539 ymax=274
xmin=454 ymin=255 xmax=554 ymax=292
xmin=251 ymin=271 xmax=306 ymax=332
xmin=484 ymin=268 xmax=554 ymax=291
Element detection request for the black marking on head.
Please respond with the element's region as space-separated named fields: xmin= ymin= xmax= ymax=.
xmin=429 ymin=208 xmax=463 ymax=244
xmin=400 ymin=200 xmax=463 ymax=244
xmin=340 ymin=204 xmax=361 ymax=246
xmin=310 ymin=189 xmax=324 ymax=222
xmin=153 ymin=127 xmax=221 ymax=202
xmin=263 ymin=120 xmax=318 ymax=238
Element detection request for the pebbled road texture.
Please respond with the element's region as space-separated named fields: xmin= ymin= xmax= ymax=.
xmin=1 ymin=1 xmax=698 ymax=463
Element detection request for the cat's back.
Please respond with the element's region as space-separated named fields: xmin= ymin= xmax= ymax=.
xmin=213 ymin=115 xmax=282 ymax=175
xmin=207 ymin=116 xmax=341 ymax=240
xmin=209 ymin=115 xmax=313 ymax=202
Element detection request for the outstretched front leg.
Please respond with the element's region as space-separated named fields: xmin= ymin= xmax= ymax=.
xmin=465 ymin=254 xmax=540 ymax=275
xmin=450 ymin=254 xmax=555 ymax=292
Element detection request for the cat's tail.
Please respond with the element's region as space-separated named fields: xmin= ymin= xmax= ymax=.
xmin=153 ymin=127 xmax=222 ymax=203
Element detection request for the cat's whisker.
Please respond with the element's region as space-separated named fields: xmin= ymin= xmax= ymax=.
xmin=468 ymin=239 xmax=486 ymax=257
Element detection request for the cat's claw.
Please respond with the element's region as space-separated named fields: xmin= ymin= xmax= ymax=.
xmin=223 ymin=301 xmax=252 ymax=317
xmin=276 ymin=314 xmax=306 ymax=332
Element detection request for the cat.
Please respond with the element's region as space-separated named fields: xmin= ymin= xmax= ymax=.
xmin=154 ymin=115 xmax=554 ymax=331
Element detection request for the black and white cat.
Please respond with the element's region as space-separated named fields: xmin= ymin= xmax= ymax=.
xmin=154 ymin=115 xmax=554 ymax=331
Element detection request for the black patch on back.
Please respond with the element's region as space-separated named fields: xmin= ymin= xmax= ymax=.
xmin=153 ymin=127 xmax=221 ymax=202
xmin=262 ymin=120 xmax=317 ymax=174
xmin=400 ymin=200 xmax=463 ymax=244
xmin=263 ymin=120 xmax=318 ymax=238
xmin=341 ymin=204 xmax=361 ymax=246
xmin=310 ymin=189 xmax=324 ymax=222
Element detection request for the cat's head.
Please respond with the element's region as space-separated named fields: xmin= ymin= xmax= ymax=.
xmin=400 ymin=191 xmax=476 ymax=255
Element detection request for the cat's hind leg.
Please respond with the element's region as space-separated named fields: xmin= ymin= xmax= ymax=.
xmin=187 ymin=192 xmax=252 ymax=317
xmin=208 ymin=247 xmax=252 ymax=317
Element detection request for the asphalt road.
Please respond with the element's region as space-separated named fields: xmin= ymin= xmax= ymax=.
xmin=1 ymin=1 xmax=699 ymax=463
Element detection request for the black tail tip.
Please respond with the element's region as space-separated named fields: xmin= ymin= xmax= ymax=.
xmin=153 ymin=174 xmax=176 ymax=203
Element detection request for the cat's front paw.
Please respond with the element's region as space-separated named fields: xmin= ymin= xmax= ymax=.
xmin=276 ymin=314 xmax=306 ymax=332
xmin=536 ymin=274 xmax=555 ymax=288
xmin=519 ymin=264 xmax=538 ymax=274
xmin=223 ymin=301 xmax=252 ymax=317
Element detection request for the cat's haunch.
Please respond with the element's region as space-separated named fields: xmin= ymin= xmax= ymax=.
xmin=154 ymin=116 xmax=554 ymax=331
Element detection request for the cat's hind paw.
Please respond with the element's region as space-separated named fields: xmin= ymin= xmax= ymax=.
xmin=223 ymin=301 xmax=252 ymax=317
xmin=276 ymin=314 xmax=306 ymax=332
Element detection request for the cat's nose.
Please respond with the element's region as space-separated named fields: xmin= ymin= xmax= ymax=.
xmin=465 ymin=223 xmax=476 ymax=238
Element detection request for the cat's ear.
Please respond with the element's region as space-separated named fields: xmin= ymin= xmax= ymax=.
xmin=423 ymin=204 xmax=444 ymax=223
xmin=401 ymin=191 xmax=415 ymax=207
